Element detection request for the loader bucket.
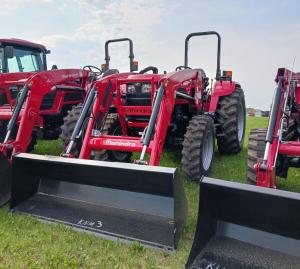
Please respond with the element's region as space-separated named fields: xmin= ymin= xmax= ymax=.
xmin=186 ymin=177 xmax=300 ymax=269
xmin=10 ymin=153 xmax=187 ymax=250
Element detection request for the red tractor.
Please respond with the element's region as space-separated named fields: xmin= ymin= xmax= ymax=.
xmin=247 ymin=68 xmax=300 ymax=188
xmin=0 ymin=38 xmax=76 ymax=140
xmin=0 ymin=39 xmax=49 ymax=100
xmin=0 ymin=38 xmax=138 ymax=206
xmin=61 ymin=31 xmax=246 ymax=180
xmin=186 ymin=68 xmax=300 ymax=267
xmin=10 ymin=31 xmax=245 ymax=250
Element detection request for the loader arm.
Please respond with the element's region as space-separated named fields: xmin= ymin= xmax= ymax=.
xmin=256 ymin=68 xmax=300 ymax=187
xmin=149 ymin=69 xmax=199 ymax=165
xmin=75 ymin=69 xmax=199 ymax=165
xmin=1 ymin=69 xmax=91 ymax=157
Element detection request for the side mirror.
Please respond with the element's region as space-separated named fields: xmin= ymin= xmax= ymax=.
xmin=4 ymin=46 xmax=14 ymax=59
xmin=131 ymin=60 xmax=138 ymax=72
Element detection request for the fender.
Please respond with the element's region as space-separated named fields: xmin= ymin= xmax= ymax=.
xmin=208 ymin=80 xmax=239 ymax=112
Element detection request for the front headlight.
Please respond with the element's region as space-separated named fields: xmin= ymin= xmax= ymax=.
xmin=127 ymin=84 xmax=136 ymax=94
xmin=141 ymin=83 xmax=151 ymax=94
xmin=126 ymin=82 xmax=151 ymax=94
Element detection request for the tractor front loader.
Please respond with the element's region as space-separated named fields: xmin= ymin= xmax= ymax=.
xmin=186 ymin=70 xmax=300 ymax=268
xmin=0 ymin=69 xmax=94 ymax=205
xmin=10 ymin=31 xmax=245 ymax=250
xmin=10 ymin=71 xmax=187 ymax=250
xmin=0 ymin=37 xmax=138 ymax=206
xmin=247 ymin=68 xmax=300 ymax=188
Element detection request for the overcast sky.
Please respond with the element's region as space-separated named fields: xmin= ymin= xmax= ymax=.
xmin=1 ymin=0 xmax=300 ymax=109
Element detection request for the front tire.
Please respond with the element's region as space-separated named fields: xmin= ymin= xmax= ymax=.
xmin=182 ymin=115 xmax=215 ymax=181
xmin=246 ymin=128 xmax=267 ymax=184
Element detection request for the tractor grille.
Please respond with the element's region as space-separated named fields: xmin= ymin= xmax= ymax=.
xmin=125 ymin=93 xmax=151 ymax=106
xmin=63 ymin=92 xmax=84 ymax=102
xmin=125 ymin=93 xmax=151 ymax=122
xmin=40 ymin=91 xmax=57 ymax=110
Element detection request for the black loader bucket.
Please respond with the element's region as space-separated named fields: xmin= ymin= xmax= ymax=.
xmin=186 ymin=177 xmax=300 ymax=269
xmin=10 ymin=153 xmax=187 ymax=250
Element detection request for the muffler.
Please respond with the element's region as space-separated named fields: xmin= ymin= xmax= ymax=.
xmin=186 ymin=177 xmax=300 ymax=269
xmin=10 ymin=153 xmax=187 ymax=250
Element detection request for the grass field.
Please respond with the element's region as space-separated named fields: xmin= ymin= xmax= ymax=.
xmin=0 ymin=117 xmax=299 ymax=268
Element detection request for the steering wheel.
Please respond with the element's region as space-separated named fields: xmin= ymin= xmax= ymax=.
xmin=175 ymin=66 xmax=191 ymax=71
xmin=139 ymin=66 xmax=158 ymax=74
xmin=83 ymin=65 xmax=103 ymax=77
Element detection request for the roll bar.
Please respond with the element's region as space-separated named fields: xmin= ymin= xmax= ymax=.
xmin=104 ymin=38 xmax=137 ymax=72
xmin=184 ymin=31 xmax=221 ymax=80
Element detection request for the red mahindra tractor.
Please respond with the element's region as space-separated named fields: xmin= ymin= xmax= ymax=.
xmin=185 ymin=71 xmax=300 ymax=268
xmin=247 ymin=68 xmax=300 ymax=188
xmin=0 ymin=38 xmax=79 ymax=140
xmin=9 ymin=31 xmax=245 ymax=250
xmin=0 ymin=69 xmax=94 ymax=205
xmin=60 ymin=31 xmax=246 ymax=179
xmin=0 ymin=39 xmax=49 ymax=107
xmin=0 ymin=37 xmax=138 ymax=206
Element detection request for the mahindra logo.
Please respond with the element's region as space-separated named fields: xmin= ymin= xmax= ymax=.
xmin=122 ymin=108 xmax=151 ymax=113
xmin=105 ymin=140 xmax=136 ymax=147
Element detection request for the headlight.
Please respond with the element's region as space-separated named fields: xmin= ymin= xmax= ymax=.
xmin=126 ymin=83 xmax=151 ymax=94
xmin=141 ymin=83 xmax=151 ymax=94
xmin=127 ymin=84 xmax=137 ymax=94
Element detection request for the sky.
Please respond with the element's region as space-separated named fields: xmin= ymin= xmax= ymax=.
xmin=1 ymin=0 xmax=300 ymax=109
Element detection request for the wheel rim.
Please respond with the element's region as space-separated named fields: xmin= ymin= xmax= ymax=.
xmin=202 ymin=130 xmax=214 ymax=171
xmin=237 ymin=103 xmax=245 ymax=142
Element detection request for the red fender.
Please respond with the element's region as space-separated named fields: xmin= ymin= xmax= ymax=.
xmin=208 ymin=80 xmax=238 ymax=112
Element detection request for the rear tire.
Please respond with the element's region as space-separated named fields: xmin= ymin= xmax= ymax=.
xmin=216 ymin=87 xmax=246 ymax=154
xmin=182 ymin=115 xmax=215 ymax=181
xmin=247 ymin=128 xmax=267 ymax=184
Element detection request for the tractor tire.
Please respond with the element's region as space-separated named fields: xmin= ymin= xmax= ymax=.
xmin=246 ymin=128 xmax=267 ymax=185
xmin=60 ymin=104 xmax=83 ymax=156
xmin=216 ymin=87 xmax=246 ymax=154
xmin=94 ymin=114 xmax=132 ymax=162
xmin=182 ymin=115 xmax=215 ymax=181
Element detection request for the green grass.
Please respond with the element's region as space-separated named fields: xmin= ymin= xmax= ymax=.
xmin=0 ymin=117 xmax=299 ymax=268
